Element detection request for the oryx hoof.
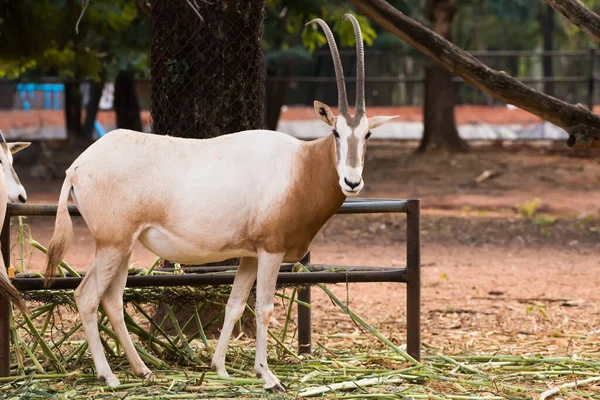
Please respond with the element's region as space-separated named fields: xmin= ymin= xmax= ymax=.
xmin=99 ymin=374 xmax=121 ymax=388
xmin=266 ymin=382 xmax=288 ymax=392
xmin=138 ymin=369 xmax=154 ymax=380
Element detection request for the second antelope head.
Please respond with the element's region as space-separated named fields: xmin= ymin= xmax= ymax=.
xmin=0 ymin=131 xmax=30 ymax=203
xmin=307 ymin=14 xmax=398 ymax=197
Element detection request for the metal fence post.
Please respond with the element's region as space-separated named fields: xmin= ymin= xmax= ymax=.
xmin=406 ymin=199 xmax=421 ymax=361
xmin=297 ymin=251 xmax=312 ymax=354
xmin=589 ymin=47 xmax=596 ymax=111
xmin=0 ymin=208 xmax=11 ymax=376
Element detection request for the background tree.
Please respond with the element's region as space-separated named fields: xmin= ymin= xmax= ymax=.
xmin=150 ymin=0 xmax=265 ymax=139
xmin=0 ymin=0 xmax=149 ymax=140
xmin=350 ymin=0 xmax=600 ymax=148
xmin=417 ymin=0 xmax=467 ymax=152
xmin=149 ymin=0 xmax=266 ymax=335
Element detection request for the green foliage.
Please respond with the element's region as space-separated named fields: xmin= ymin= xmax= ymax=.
xmin=264 ymin=0 xmax=378 ymax=55
xmin=515 ymin=198 xmax=542 ymax=219
xmin=0 ymin=60 xmax=36 ymax=80
xmin=533 ymin=214 xmax=557 ymax=236
xmin=373 ymin=31 xmax=410 ymax=51
xmin=0 ymin=0 xmax=149 ymax=81
xmin=329 ymin=10 xmax=376 ymax=48
xmin=533 ymin=215 xmax=557 ymax=226
xmin=301 ymin=25 xmax=328 ymax=53
xmin=487 ymin=0 xmax=533 ymax=24
xmin=264 ymin=46 xmax=313 ymax=68
xmin=525 ymin=303 xmax=548 ymax=319
xmin=452 ymin=0 xmax=600 ymax=53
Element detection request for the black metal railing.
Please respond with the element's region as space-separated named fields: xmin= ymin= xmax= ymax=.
xmin=0 ymin=198 xmax=421 ymax=376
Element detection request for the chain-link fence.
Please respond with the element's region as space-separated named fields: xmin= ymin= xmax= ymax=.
xmin=150 ymin=0 xmax=266 ymax=139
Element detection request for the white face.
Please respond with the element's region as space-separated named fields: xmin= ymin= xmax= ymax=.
xmin=0 ymin=141 xmax=31 ymax=203
xmin=332 ymin=114 xmax=369 ymax=196
xmin=314 ymin=101 xmax=398 ymax=197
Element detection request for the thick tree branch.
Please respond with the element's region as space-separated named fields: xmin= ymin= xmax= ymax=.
xmin=545 ymin=0 xmax=600 ymax=44
xmin=350 ymin=0 xmax=600 ymax=148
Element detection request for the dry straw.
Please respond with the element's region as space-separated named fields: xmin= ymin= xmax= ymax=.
xmin=2 ymin=218 xmax=600 ymax=398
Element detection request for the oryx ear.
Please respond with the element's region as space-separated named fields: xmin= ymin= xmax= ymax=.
xmin=8 ymin=142 xmax=31 ymax=154
xmin=314 ymin=100 xmax=336 ymax=128
xmin=368 ymin=116 xmax=399 ymax=130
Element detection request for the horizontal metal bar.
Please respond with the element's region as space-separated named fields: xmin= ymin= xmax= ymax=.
xmin=8 ymin=204 xmax=81 ymax=217
xmin=8 ymin=199 xmax=410 ymax=217
xmin=267 ymin=76 xmax=591 ymax=85
xmin=468 ymin=50 xmax=590 ymax=57
xmin=338 ymin=200 xmax=408 ymax=214
xmin=309 ymin=49 xmax=592 ymax=57
xmin=12 ymin=269 xmax=408 ymax=291
xmin=16 ymin=264 xmax=401 ymax=279
xmin=267 ymin=76 xmax=424 ymax=83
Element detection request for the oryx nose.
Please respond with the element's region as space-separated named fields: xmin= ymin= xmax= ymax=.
xmin=344 ymin=178 xmax=360 ymax=189
xmin=18 ymin=194 xmax=26 ymax=204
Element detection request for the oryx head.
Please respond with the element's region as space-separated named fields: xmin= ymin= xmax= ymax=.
xmin=307 ymin=14 xmax=398 ymax=197
xmin=0 ymin=131 xmax=30 ymax=203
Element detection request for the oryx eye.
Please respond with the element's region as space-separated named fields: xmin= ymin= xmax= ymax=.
xmin=365 ymin=131 xmax=372 ymax=139
xmin=332 ymin=129 xmax=340 ymax=138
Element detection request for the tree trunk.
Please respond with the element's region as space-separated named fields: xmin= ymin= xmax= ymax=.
xmin=64 ymin=82 xmax=82 ymax=138
xmin=540 ymin=3 xmax=555 ymax=96
xmin=150 ymin=0 xmax=266 ymax=337
xmin=418 ymin=65 xmax=466 ymax=152
xmin=151 ymin=0 xmax=265 ymax=138
xmin=64 ymin=0 xmax=84 ymax=139
xmin=114 ymin=70 xmax=142 ymax=131
xmin=83 ymin=74 xmax=106 ymax=140
xmin=418 ymin=0 xmax=468 ymax=152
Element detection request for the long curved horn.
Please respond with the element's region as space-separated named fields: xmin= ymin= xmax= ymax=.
xmin=343 ymin=13 xmax=365 ymax=113
xmin=0 ymin=130 xmax=6 ymax=143
xmin=306 ymin=18 xmax=349 ymax=114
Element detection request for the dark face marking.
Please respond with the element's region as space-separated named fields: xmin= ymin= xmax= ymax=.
xmin=336 ymin=112 xmax=366 ymax=169
xmin=342 ymin=111 xmax=366 ymax=129
xmin=346 ymin=135 xmax=360 ymax=168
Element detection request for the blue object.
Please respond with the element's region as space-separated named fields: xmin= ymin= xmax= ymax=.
xmin=16 ymin=83 xmax=64 ymax=111
xmin=94 ymin=120 xmax=106 ymax=137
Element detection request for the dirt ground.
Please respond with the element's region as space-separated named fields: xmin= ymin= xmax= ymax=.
xmin=10 ymin=140 xmax=600 ymax=358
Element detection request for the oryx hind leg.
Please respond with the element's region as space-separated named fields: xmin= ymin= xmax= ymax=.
xmin=74 ymin=246 xmax=131 ymax=388
xmin=211 ymin=257 xmax=258 ymax=377
xmin=100 ymin=251 xmax=153 ymax=380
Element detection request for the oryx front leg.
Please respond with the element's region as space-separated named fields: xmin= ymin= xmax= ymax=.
xmin=211 ymin=257 xmax=258 ymax=377
xmin=255 ymin=251 xmax=286 ymax=392
xmin=74 ymin=248 xmax=128 ymax=388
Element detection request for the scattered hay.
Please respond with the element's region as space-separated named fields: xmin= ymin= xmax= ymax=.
xmin=4 ymin=219 xmax=600 ymax=399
